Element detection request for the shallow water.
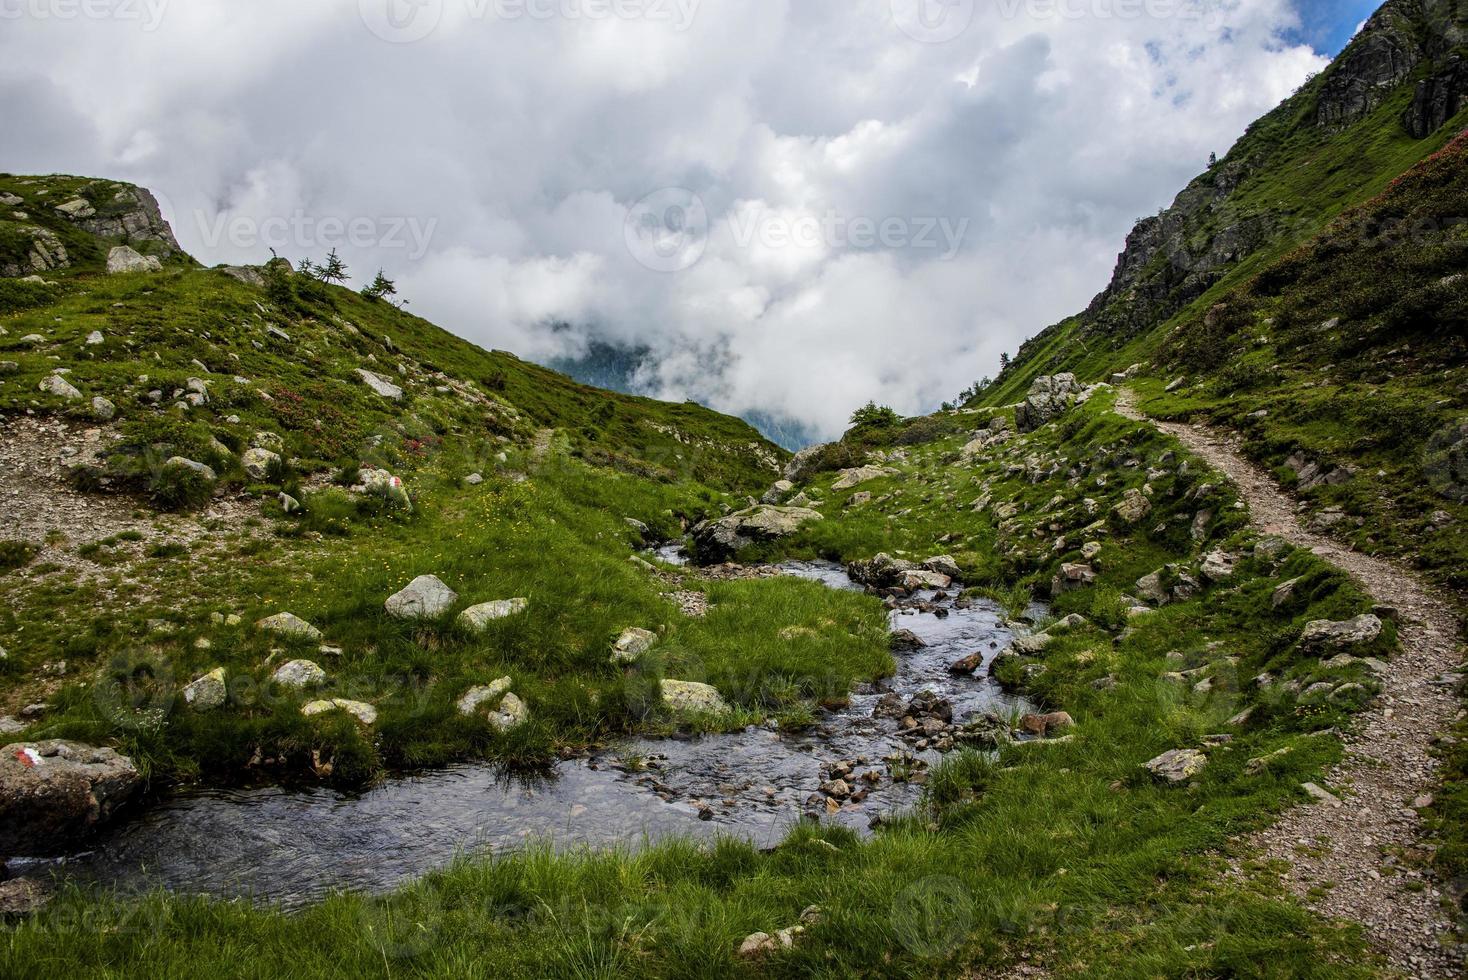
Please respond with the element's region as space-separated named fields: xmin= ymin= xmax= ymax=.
xmin=20 ymin=559 xmax=1027 ymax=909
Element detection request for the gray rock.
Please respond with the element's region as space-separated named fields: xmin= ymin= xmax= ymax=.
xmin=278 ymin=493 xmax=302 ymax=514
xmin=458 ymin=598 xmax=529 ymax=633
xmin=105 ymin=246 xmax=162 ymax=275
xmin=37 ymin=374 xmax=82 ymax=400
xmin=181 ymin=668 xmax=227 ymax=711
xmin=1301 ymin=614 xmax=1382 ymax=651
xmin=487 ymin=692 xmax=529 ymax=731
xmin=256 ymin=612 xmax=323 ymax=641
xmin=242 ymin=448 xmax=281 ymax=480
xmin=1015 ymin=374 xmax=1085 ymax=432
xmin=922 ymin=554 xmax=962 ymax=579
xmin=90 ymin=396 xmax=116 ymax=421
xmin=457 ymin=678 xmax=512 ymax=716
xmin=691 ymin=506 xmax=823 ymax=562
xmin=355 ymin=368 xmax=404 ymax=401
xmin=271 ymin=659 xmax=326 ymax=689
xmin=660 ymin=679 xmax=729 ymax=714
xmin=1199 ymin=550 xmax=1236 ymax=583
xmin=385 ymin=575 xmax=458 ymax=620
xmin=831 ymin=465 xmax=895 ymax=490
xmin=1112 ymin=488 xmax=1151 ymax=524
xmin=0 ymin=740 xmax=143 ymax=855
xmin=164 ymin=456 xmax=217 ymax=482
xmin=85 ymin=330 xmax=104 ymax=346
xmin=464 ymin=473 xmax=484 ymax=486
xmin=761 ymin=479 xmax=795 ymax=504
xmin=611 ymin=627 xmax=658 ymax=665
xmin=1144 ymin=748 xmax=1207 ymax=783
xmin=302 ymin=699 xmax=377 ymax=725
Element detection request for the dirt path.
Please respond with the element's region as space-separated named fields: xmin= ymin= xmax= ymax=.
xmin=1117 ymin=389 xmax=1464 ymax=978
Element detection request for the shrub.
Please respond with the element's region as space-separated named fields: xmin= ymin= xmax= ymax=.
xmin=150 ymin=463 xmax=215 ymax=512
xmin=0 ymin=539 xmax=38 ymax=574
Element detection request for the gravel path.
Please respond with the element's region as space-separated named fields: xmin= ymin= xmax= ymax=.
xmin=1118 ymin=389 xmax=1465 ymax=978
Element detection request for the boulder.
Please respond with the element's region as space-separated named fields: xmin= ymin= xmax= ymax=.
xmin=761 ymin=479 xmax=795 ymax=504
xmin=611 ymin=627 xmax=658 ymax=665
xmin=302 ymin=699 xmax=377 ymax=725
xmin=90 ymin=396 xmax=116 ymax=421
xmin=1199 ymin=550 xmax=1236 ymax=583
xmin=660 ymin=679 xmax=729 ymax=714
xmin=949 ymin=651 xmax=985 ymax=675
xmin=105 ymin=246 xmax=162 ymax=274
xmin=456 ymin=678 xmax=513 ymax=716
xmin=831 ymin=465 xmax=895 ymax=490
xmin=181 ymin=668 xmax=227 ymax=711
xmin=900 ymin=570 xmax=951 ymax=590
xmin=385 ymin=575 xmax=458 ymax=620
xmin=242 ymin=448 xmax=281 ymax=480
xmin=1020 ymin=711 xmax=1075 ymax=738
xmin=0 ymin=741 xmax=143 ymax=855
xmin=1112 ymin=488 xmax=1151 ymax=524
xmin=691 ymin=506 xmax=823 ymax=562
xmin=1144 ymin=748 xmax=1207 ymax=783
xmin=487 ymin=692 xmax=530 ymax=732
xmin=354 ymin=468 xmax=412 ymax=510
xmin=922 ymin=555 xmax=962 ymax=580
xmin=458 ymin=598 xmax=529 ymax=633
xmin=38 ymin=375 xmax=82 ymax=400
xmin=890 ymin=629 xmax=926 ymax=651
xmin=1015 ymin=374 xmax=1085 ymax=432
xmin=355 ymin=368 xmax=404 ymax=401
xmin=164 ymin=456 xmax=217 ymax=482
xmin=271 ymin=660 xmax=326 ymax=689
xmin=1301 ymin=614 xmax=1382 ymax=651
xmin=256 ymin=612 xmax=323 ymax=641
xmin=1050 ymin=562 xmax=1096 ymax=596
xmin=0 ymin=877 xmax=50 ymax=917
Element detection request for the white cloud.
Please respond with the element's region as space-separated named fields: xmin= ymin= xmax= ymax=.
xmin=0 ymin=0 xmax=1328 ymax=439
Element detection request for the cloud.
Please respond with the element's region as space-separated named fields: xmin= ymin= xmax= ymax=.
xmin=0 ymin=0 xmax=1328 ymax=439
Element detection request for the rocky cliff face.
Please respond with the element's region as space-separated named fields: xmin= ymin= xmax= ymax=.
xmin=0 ymin=175 xmax=182 ymax=279
xmin=1067 ymin=0 xmax=1468 ymax=347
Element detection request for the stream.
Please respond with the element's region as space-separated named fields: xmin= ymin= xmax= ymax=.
xmin=13 ymin=556 xmax=1029 ymax=909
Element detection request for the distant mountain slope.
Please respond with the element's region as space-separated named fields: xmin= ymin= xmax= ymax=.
xmin=976 ymin=0 xmax=1468 ymax=595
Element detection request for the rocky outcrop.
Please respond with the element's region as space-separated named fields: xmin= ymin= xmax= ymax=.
xmin=690 ymin=505 xmax=822 ymax=562
xmin=0 ymin=741 xmax=143 ymax=855
xmin=1015 ymin=374 xmax=1085 ymax=432
xmin=1315 ymin=22 xmax=1419 ymax=129
xmin=1301 ymin=614 xmax=1383 ymax=651
xmin=106 ymin=245 xmax=163 ymax=274
xmin=0 ymin=227 xmax=69 ymax=278
xmin=67 ymin=184 xmax=181 ymax=254
xmin=1405 ymin=54 xmax=1468 ymax=137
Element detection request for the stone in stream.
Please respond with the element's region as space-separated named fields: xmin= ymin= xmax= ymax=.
xmin=256 ymin=612 xmax=323 ymax=641
xmin=949 ymin=651 xmax=985 ymax=675
xmin=889 ymin=629 xmax=926 ymax=651
xmin=0 ymin=740 xmax=144 ymax=855
xmin=660 ymin=679 xmax=729 ymax=714
xmin=458 ymin=598 xmax=529 ymax=633
xmin=611 ymin=627 xmax=658 ymax=665
xmin=385 ymin=575 xmax=458 ymax=620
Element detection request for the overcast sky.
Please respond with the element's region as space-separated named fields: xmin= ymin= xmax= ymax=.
xmin=2 ymin=0 xmax=1355 ymax=438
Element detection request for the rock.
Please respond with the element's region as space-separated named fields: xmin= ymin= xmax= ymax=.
xmin=251 ymin=430 xmax=284 ymax=451
xmin=900 ymin=570 xmax=952 ymax=590
xmin=1050 ymin=562 xmax=1096 ymax=596
xmin=165 ymin=456 xmax=217 ymax=482
xmin=488 ymin=693 xmax=529 ymax=731
xmin=278 ymin=493 xmax=302 ymax=514
xmin=385 ymin=575 xmax=458 ymax=620
xmin=105 ymin=246 xmax=162 ymax=274
xmin=37 ymin=374 xmax=82 ymax=400
xmin=355 ymin=369 xmax=404 ymax=401
xmin=624 ymin=517 xmax=650 ymax=536
xmin=1272 ymin=578 xmax=1300 ymax=608
xmin=1112 ymin=488 xmax=1151 ymax=524
xmin=738 ymin=932 xmax=778 ymax=958
xmin=256 ymin=612 xmax=323 ymax=641
xmin=611 ymin=627 xmax=658 ymax=665
xmin=0 ymin=740 xmax=143 ymax=855
xmin=1301 ymin=614 xmax=1382 ymax=651
xmin=660 ymin=679 xmax=729 ymax=714
xmin=456 ymin=677 xmax=513 ymax=716
xmin=242 ymin=448 xmax=282 ymax=480
xmin=691 ymin=506 xmax=823 ymax=561
xmin=1144 ymin=748 xmax=1207 ymax=783
xmin=761 ymin=479 xmax=795 ymax=504
xmin=890 ymin=629 xmax=926 ymax=651
xmin=832 ymin=465 xmax=895 ymax=490
xmin=922 ymin=554 xmax=962 ymax=579
xmin=1014 ymin=374 xmax=1086 ymax=432
xmin=90 ymin=396 xmax=116 ymax=421
xmin=302 ymin=699 xmax=377 ymax=725
xmin=56 ymin=198 xmax=95 ymax=219
xmin=355 ymin=468 xmax=412 ymax=510
xmin=1010 ymin=633 xmax=1052 ymax=655
xmin=181 ymin=668 xmax=227 ymax=711
xmin=458 ymin=598 xmax=529 ymax=633
xmin=0 ymin=362 xmax=17 ymax=375
xmin=0 ymin=877 xmax=50 ymax=917
xmin=464 ymin=473 xmax=484 ymax=486
xmin=1301 ymin=782 xmax=1341 ymax=806
xmin=1021 ymin=711 xmax=1075 ymax=738
xmin=271 ymin=660 xmax=326 ymax=689
xmin=1199 ymin=550 xmax=1236 ymax=583
xmin=949 ymin=651 xmax=985 ymax=675
xmin=85 ymin=330 xmax=104 ymax=346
